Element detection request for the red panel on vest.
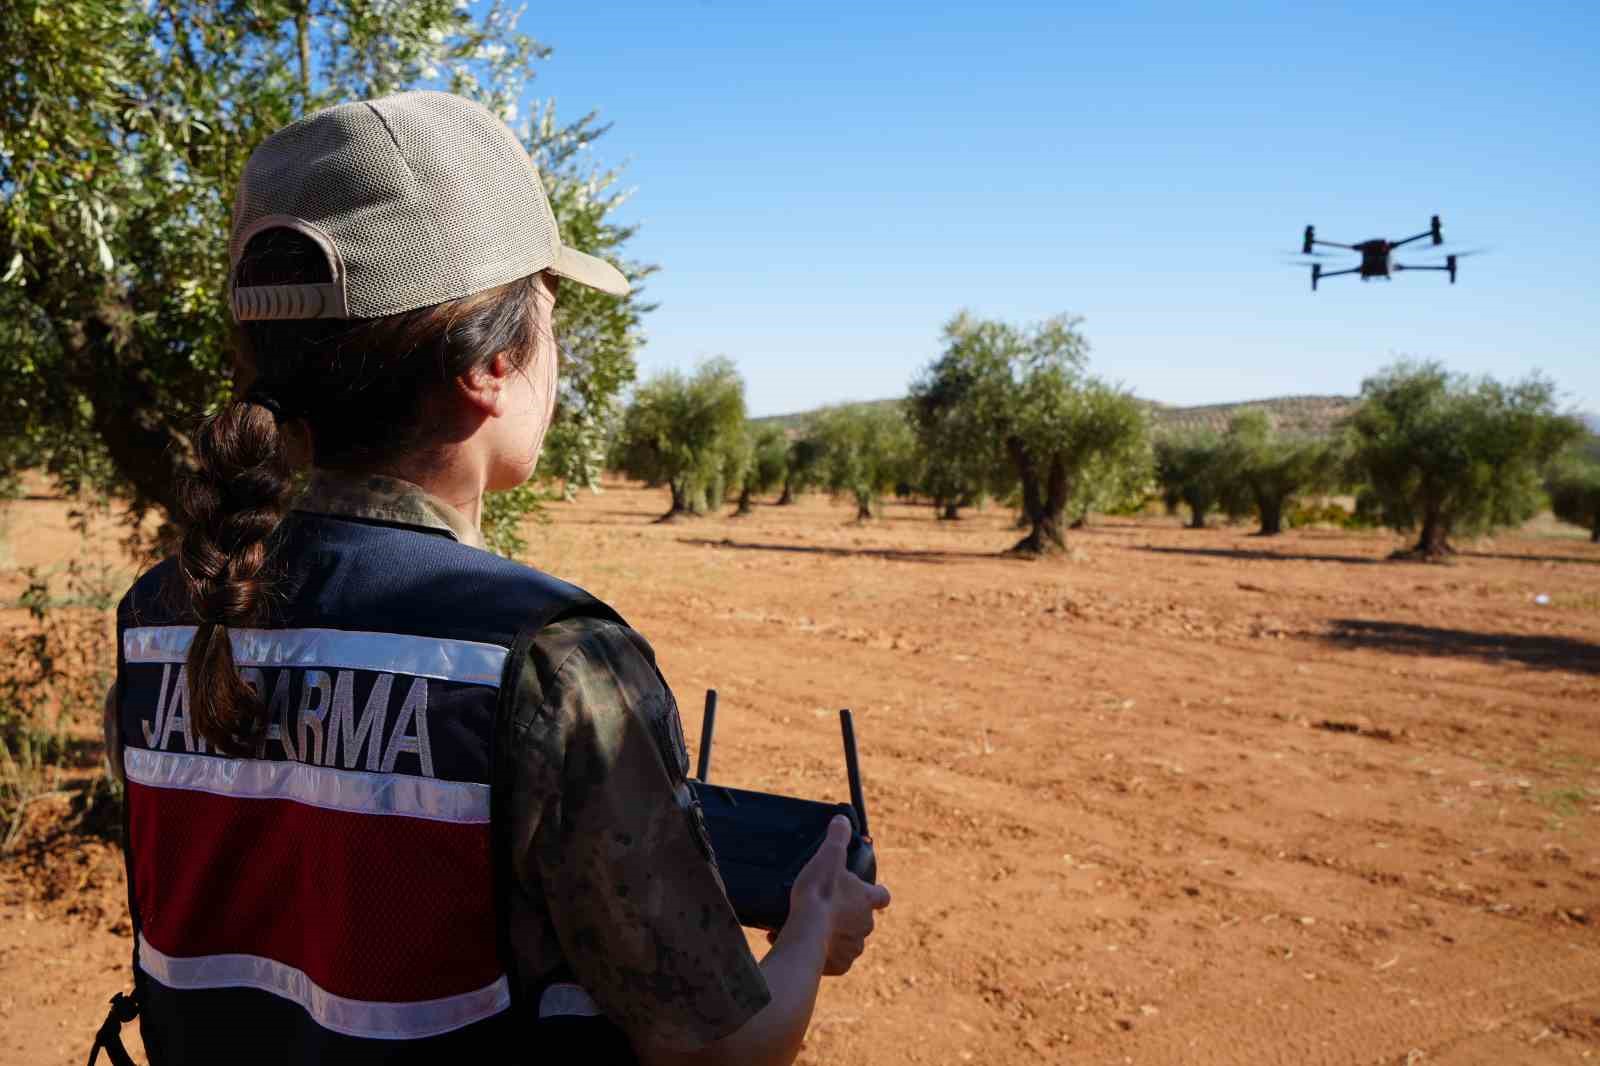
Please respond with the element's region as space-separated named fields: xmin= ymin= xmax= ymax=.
xmin=129 ymin=781 xmax=501 ymax=1003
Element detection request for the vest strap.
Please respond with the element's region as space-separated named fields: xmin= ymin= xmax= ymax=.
xmin=86 ymin=991 xmax=139 ymax=1066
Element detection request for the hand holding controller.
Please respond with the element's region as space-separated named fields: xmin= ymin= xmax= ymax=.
xmin=688 ymin=691 xmax=881 ymax=931
xmin=783 ymin=813 xmax=892 ymax=975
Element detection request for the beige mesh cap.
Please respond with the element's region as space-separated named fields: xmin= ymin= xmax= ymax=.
xmin=228 ymin=90 xmax=628 ymax=322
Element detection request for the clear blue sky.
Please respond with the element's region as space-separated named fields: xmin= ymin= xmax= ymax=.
xmin=515 ymin=2 xmax=1598 ymax=417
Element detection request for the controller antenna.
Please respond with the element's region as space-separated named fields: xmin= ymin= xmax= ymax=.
xmin=696 ymin=689 xmax=718 ymax=781
xmin=840 ymin=709 xmax=870 ymax=840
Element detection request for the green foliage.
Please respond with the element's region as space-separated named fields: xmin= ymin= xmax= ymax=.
xmin=778 ymin=436 xmax=825 ymax=505
xmin=1154 ymin=430 xmax=1228 ymax=529
xmin=1065 ymin=399 xmax=1154 ymax=526
xmin=1285 ymin=499 xmax=1376 ymax=530
xmin=1216 ymin=410 xmax=1344 ymax=535
xmin=1546 ymin=452 xmax=1600 ymax=542
xmin=733 ymin=425 xmax=789 ymax=513
xmin=614 ymin=358 xmax=748 ymax=518
xmin=532 ymin=101 xmax=656 ymax=502
xmin=915 ymin=311 xmax=1146 ymax=553
xmin=707 ymin=425 xmax=749 ymax=514
xmin=907 ymin=358 xmax=1004 ymax=517
xmin=1344 ymin=360 xmax=1582 ymax=556
xmin=810 ymin=405 xmax=917 ymax=520
xmin=480 ymin=482 xmax=553 ymax=558
xmin=0 ymin=2 xmax=648 ymax=555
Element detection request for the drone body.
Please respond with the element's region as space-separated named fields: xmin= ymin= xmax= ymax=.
xmin=1300 ymin=215 xmax=1459 ymax=291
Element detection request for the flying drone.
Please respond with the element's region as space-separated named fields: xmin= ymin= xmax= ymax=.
xmin=1297 ymin=215 xmax=1468 ymax=291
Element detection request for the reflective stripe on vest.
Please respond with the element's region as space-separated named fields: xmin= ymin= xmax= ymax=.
xmin=121 ymin=624 xmax=508 ymax=1040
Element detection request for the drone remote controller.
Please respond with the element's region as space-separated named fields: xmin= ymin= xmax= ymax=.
xmin=687 ymin=690 xmax=878 ymax=931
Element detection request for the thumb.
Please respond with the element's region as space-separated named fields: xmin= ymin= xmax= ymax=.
xmin=821 ymin=813 xmax=852 ymax=861
xmin=805 ymin=815 xmax=851 ymax=883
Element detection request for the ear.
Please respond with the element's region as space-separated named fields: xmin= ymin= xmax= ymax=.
xmin=456 ymin=352 xmax=517 ymax=417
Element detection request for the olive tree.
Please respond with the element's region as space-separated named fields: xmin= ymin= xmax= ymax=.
xmin=0 ymin=0 xmax=649 ymax=554
xmin=914 ymin=312 xmax=1144 ymax=555
xmin=811 ymin=405 xmax=916 ymax=521
xmin=1546 ymin=455 xmax=1600 ymax=542
xmin=1219 ymin=411 xmax=1343 ymax=536
xmin=1153 ymin=430 xmax=1228 ymax=530
xmin=907 ymin=359 xmax=1005 ymax=520
xmin=613 ymin=358 xmax=747 ymax=520
xmin=1345 ymin=361 xmax=1581 ymax=558
xmin=735 ymin=425 xmax=789 ymax=515
xmin=776 ymin=437 xmax=823 ymax=506
xmin=705 ymin=426 xmax=750 ymax=515
xmin=1065 ymin=413 xmax=1153 ymax=528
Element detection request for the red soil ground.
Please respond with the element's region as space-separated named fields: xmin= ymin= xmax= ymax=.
xmin=3 ymin=481 xmax=1599 ymax=1065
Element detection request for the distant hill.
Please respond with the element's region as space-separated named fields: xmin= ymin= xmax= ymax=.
xmin=754 ymin=393 xmax=1358 ymax=438
xmin=1145 ymin=394 xmax=1356 ymax=436
xmin=751 ymin=397 xmax=906 ymax=434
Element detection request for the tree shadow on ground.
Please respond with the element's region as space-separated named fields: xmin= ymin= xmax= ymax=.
xmin=1138 ymin=545 xmax=1385 ymax=566
xmin=1455 ymin=550 xmax=1600 ymax=567
xmin=554 ymin=507 xmax=667 ymax=522
xmin=675 ymin=537 xmax=1008 ymax=565
xmin=1065 ymin=523 xmax=1152 ymax=537
xmin=1324 ymin=619 xmax=1600 ymax=675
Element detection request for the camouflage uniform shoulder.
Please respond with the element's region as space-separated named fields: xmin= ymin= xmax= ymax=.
xmin=516 ymin=613 xmax=684 ymax=775
xmin=526 ymin=615 xmax=662 ymax=696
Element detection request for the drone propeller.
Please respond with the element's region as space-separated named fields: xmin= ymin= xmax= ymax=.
xmin=1400 ymin=247 xmax=1489 ymax=263
xmin=1398 ymin=238 xmax=1484 ymax=255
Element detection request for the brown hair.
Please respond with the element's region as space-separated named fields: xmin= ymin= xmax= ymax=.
xmin=177 ymin=227 xmax=553 ymax=754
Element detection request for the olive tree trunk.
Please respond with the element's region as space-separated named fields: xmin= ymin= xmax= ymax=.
xmin=57 ymin=296 xmax=195 ymax=524
xmin=1410 ymin=509 xmax=1456 ymax=558
xmin=1007 ymin=441 xmax=1070 ymax=555
xmin=1256 ymin=492 xmax=1286 ymax=536
xmin=660 ymin=479 xmax=693 ymax=521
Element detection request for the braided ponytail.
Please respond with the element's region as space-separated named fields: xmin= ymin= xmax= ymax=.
xmin=177 ymin=399 xmax=294 ymax=754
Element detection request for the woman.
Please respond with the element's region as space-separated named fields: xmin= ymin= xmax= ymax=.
xmin=104 ymin=90 xmax=889 ymax=1066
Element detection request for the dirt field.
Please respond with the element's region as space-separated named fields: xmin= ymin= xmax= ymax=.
xmin=4 ymin=481 xmax=1600 ymax=1065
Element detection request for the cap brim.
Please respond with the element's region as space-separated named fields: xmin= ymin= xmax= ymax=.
xmin=549 ymin=245 xmax=630 ymax=296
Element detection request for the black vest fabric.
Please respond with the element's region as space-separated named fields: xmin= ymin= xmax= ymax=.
xmin=114 ymin=513 xmax=632 ymax=1064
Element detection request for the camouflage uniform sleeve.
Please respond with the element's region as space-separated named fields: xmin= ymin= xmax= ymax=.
xmin=510 ymin=616 xmax=771 ymax=1051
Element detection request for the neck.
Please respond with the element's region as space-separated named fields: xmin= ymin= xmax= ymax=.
xmin=372 ymin=448 xmax=488 ymax=533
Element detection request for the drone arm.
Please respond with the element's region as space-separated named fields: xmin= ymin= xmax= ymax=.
xmin=1315 ymin=266 xmax=1361 ymax=279
xmin=1389 ymin=231 xmax=1433 ymax=250
xmin=1308 ymin=239 xmax=1354 ymax=251
xmin=1394 ymin=256 xmax=1459 ymax=283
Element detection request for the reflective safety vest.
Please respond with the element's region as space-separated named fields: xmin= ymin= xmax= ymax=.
xmin=114 ymin=513 xmax=630 ymax=1064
